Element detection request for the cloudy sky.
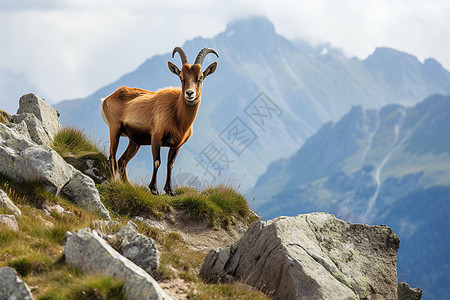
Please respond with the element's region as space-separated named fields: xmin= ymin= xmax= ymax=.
xmin=1 ymin=0 xmax=449 ymax=113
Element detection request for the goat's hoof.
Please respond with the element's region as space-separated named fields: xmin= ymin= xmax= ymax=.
xmin=149 ymin=186 xmax=160 ymax=196
xmin=164 ymin=189 xmax=176 ymax=196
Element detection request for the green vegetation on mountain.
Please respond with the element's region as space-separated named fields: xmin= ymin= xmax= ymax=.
xmin=98 ymin=181 xmax=256 ymax=228
xmin=51 ymin=126 xmax=110 ymax=183
xmin=0 ymin=169 xmax=262 ymax=299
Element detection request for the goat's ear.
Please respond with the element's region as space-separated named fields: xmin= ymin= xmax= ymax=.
xmin=203 ymin=62 xmax=217 ymax=79
xmin=168 ymin=62 xmax=181 ymax=77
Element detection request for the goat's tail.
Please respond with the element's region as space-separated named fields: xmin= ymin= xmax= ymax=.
xmin=100 ymin=97 xmax=109 ymax=126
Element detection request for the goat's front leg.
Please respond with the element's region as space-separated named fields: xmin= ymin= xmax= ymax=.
xmin=164 ymin=146 xmax=180 ymax=196
xmin=149 ymin=136 xmax=161 ymax=196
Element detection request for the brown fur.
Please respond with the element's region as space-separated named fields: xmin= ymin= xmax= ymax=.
xmin=101 ymin=61 xmax=216 ymax=196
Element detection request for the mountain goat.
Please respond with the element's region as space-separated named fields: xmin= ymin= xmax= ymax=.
xmin=101 ymin=47 xmax=218 ymax=195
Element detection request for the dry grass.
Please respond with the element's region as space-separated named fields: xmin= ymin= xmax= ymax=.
xmin=0 ymin=109 xmax=12 ymax=124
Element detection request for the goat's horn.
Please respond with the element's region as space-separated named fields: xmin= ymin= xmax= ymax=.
xmin=172 ymin=47 xmax=189 ymax=65
xmin=194 ymin=48 xmax=219 ymax=66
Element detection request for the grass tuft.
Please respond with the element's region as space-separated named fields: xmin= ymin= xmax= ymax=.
xmin=51 ymin=126 xmax=102 ymax=156
xmin=97 ymin=181 xmax=171 ymax=218
xmin=51 ymin=126 xmax=109 ymax=183
xmin=8 ymin=253 xmax=53 ymax=277
xmin=38 ymin=271 xmax=126 ymax=300
xmin=169 ymin=184 xmax=254 ymax=227
xmin=98 ymin=180 xmax=255 ymax=228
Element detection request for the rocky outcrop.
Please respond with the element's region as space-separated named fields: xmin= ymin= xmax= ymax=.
xmin=0 ymin=267 xmax=34 ymax=299
xmin=398 ymin=282 xmax=423 ymax=300
xmin=93 ymin=220 xmax=160 ymax=276
xmin=12 ymin=113 xmax=53 ymax=146
xmin=65 ymin=228 xmax=171 ymax=300
xmin=15 ymin=93 xmax=61 ymax=145
xmin=0 ymin=189 xmax=21 ymax=217
xmin=0 ymin=123 xmax=73 ymax=193
xmin=0 ymin=116 xmax=110 ymax=219
xmin=0 ymin=214 xmax=19 ymax=231
xmin=200 ymin=213 xmax=401 ymax=300
xmin=61 ymin=165 xmax=110 ymax=219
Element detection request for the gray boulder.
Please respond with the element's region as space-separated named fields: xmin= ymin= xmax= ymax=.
xmin=61 ymin=165 xmax=110 ymax=219
xmin=64 ymin=228 xmax=171 ymax=300
xmin=0 ymin=123 xmax=73 ymax=194
xmin=200 ymin=213 xmax=400 ymax=300
xmin=0 ymin=267 xmax=34 ymax=300
xmin=398 ymin=282 xmax=423 ymax=300
xmin=134 ymin=216 xmax=165 ymax=231
xmin=123 ymin=275 xmax=169 ymax=300
xmin=113 ymin=220 xmax=140 ymax=243
xmin=12 ymin=113 xmax=52 ymax=145
xmin=0 ymin=189 xmax=21 ymax=217
xmin=121 ymin=232 xmax=160 ymax=277
xmin=93 ymin=220 xmax=160 ymax=276
xmin=6 ymin=119 xmax=31 ymax=140
xmin=16 ymin=93 xmax=61 ymax=143
xmin=0 ymin=123 xmax=110 ymax=219
xmin=0 ymin=214 xmax=19 ymax=231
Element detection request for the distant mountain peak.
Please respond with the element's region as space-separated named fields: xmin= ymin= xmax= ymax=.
xmin=225 ymin=16 xmax=276 ymax=35
xmin=366 ymin=47 xmax=419 ymax=64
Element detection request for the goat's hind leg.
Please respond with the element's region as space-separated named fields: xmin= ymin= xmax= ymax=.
xmin=108 ymin=125 xmax=121 ymax=180
xmin=118 ymin=138 xmax=140 ymax=184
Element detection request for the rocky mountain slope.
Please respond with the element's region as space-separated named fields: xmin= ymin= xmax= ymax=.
xmin=201 ymin=213 xmax=402 ymax=299
xmin=54 ymin=17 xmax=450 ymax=190
xmin=1 ymin=95 xmax=422 ymax=299
xmin=254 ymin=94 xmax=450 ymax=299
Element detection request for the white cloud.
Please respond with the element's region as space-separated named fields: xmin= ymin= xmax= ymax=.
xmin=0 ymin=0 xmax=449 ymax=109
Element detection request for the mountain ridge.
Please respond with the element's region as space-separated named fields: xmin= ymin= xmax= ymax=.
xmin=54 ymin=17 xmax=450 ymax=191
xmin=252 ymin=94 xmax=450 ymax=299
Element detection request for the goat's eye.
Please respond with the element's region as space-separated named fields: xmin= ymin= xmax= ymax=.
xmin=199 ymin=76 xmax=204 ymax=81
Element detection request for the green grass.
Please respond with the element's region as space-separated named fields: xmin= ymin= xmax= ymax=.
xmin=98 ymin=181 xmax=256 ymax=228
xmin=38 ymin=272 xmax=126 ymax=300
xmin=0 ymin=181 xmax=109 ymax=299
xmin=0 ymin=173 xmax=54 ymax=209
xmin=51 ymin=126 xmax=109 ymax=183
xmin=51 ymin=126 xmax=102 ymax=156
xmin=8 ymin=253 xmax=53 ymax=277
xmin=97 ymin=181 xmax=171 ymax=218
xmin=170 ymin=185 xmax=254 ymax=227
xmin=0 ymin=163 xmax=266 ymax=299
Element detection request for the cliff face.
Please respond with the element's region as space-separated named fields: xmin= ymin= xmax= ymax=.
xmin=201 ymin=213 xmax=421 ymax=300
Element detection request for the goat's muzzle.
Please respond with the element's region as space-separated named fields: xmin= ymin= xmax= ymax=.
xmin=184 ymin=89 xmax=197 ymax=104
